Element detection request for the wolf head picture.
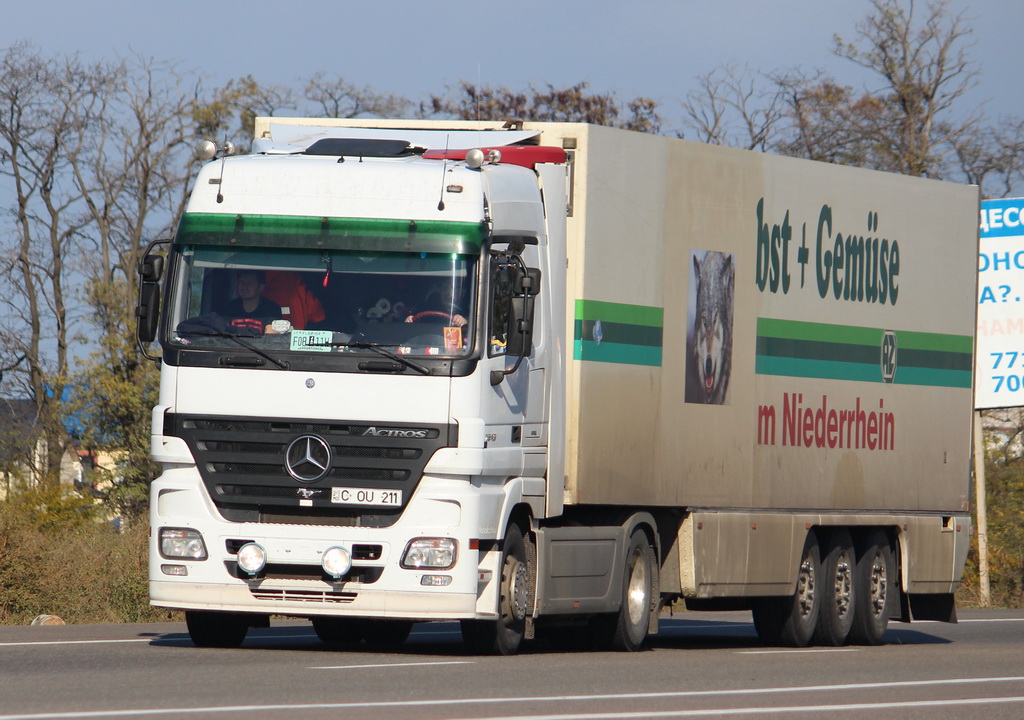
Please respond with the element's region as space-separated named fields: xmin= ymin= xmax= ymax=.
xmin=686 ymin=251 xmax=735 ymax=405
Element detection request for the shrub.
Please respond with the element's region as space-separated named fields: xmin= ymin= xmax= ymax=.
xmin=0 ymin=488 xmax=178 ymax=624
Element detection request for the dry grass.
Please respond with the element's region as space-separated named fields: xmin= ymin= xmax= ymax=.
xmin=0 ymin=489 xmax=178 ymax=625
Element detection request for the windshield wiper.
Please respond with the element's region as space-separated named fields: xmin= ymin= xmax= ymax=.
xmin=175 ymin=316 xmax=289 ymax=370
xmin=315 ymin=339 xmax=431 ymax=375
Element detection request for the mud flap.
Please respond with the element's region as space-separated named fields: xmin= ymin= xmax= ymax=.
xmin=908 ymin=593 xmax=958 ymax=622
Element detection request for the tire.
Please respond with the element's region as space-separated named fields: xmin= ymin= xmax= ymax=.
xmin=603 ymin=530 xmax=655 ymax=652
xmin=362 ymin=620 xmax=414 ymax=647
xmin=849 ymin=529 xmax=895 ymax=645
xmin=185 ymin=610 xmax=250 ymax=648
xmin=814 ymin=528 xmax=856 ymax=646
xmin=312 ymin=617 xmax=366 ymax=646
xmin=461 ymin=521 xmax=532 ymax=655
xmin=753 ymin=532 xmax=821 ymax=647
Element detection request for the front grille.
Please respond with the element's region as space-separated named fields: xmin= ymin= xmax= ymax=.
xmin=167 ymin=413 xmax=455 ymax=525
xmin=249 ymin=588 xmax=357 ymax=604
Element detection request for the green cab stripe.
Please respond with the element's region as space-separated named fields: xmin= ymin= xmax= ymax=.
xmin=176 ymin=213 xmax=487 ymax=254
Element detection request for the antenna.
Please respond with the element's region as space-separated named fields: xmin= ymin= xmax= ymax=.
xmin=436 ymin=134 xmax=450 ymax=211
xmin=215 ymin=137 xmax=235 ymax=204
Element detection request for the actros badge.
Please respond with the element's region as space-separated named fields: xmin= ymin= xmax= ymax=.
xmin=285 ymin=435 xmax=332 ymax=482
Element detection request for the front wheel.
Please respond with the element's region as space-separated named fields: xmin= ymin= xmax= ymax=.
xmin=185 ymin=610 xmax=251 ymax=648
xmin=462 ymin=521 xmax=532 ymax=655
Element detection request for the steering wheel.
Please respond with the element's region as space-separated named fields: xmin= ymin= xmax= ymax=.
xmin=410 ymin=310 xmax=457 ymax=323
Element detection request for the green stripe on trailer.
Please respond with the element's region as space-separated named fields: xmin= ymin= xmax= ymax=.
xmin=573 ymin=300 xmax=664 ymax=366
xmin=756 ymin=318 xmax=973 ymax=388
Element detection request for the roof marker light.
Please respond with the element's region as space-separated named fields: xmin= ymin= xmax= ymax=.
xmin=465 ymin=148 xmax=485 ymax=169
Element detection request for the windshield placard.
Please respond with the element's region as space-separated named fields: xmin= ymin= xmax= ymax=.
xmin=290 ymin=330 xmax=333 ymax=352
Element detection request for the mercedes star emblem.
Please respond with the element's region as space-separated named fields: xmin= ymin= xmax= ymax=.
xmin=285 ymin=435 xmax=332 ymax=483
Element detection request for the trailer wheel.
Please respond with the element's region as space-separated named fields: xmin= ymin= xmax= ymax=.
xmin=753 ymin=531 xmax=821 ymax=647
xmin=849 ymin=529 xmax=895 ymax=645
xmin=363 ymin=620 xmax=414 ymax=647
xmin=311 ymin=617 xmax=365 ymax=646
xmin=461 ymin=521 xmax=531 ymax=655
xmin=814 ymin=528 xmax=856 ymax=646
xmin=185 ymin=610 xmax=250 ymax=648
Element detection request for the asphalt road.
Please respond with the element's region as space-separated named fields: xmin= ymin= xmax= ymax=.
xmin=1 ymin=609 xmax=1022 ymax=720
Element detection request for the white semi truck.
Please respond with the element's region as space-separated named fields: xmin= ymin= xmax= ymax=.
xmin=139 ymin=119 xmax=977 ymax=653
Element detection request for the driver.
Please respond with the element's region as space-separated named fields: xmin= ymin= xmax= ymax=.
xmin=404 ymin=282 xmax=467 ymax=327
xmin=223 ymin=270 xmax=282 ymax=333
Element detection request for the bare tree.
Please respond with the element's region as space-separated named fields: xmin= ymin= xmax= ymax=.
xmin=304 ymin=73 xmax=410 ymax=119
xmin=192 ymin=74 xmax=296 ymax=148
xmin=0 ymin=45 xmax=103 ymax=488
xmin=830 ymin=0 xmax=980 ymax=177
xmin=771 ymin=69 xmax=886 ymax=167
xmin=953 ymin=119 xmax=1024 ymax=199
xmin=426 ymin=81 xmax=661 ymax=134
xmin=65 ymin=55 xmax=195 ymax=516
xmin=680 ymin=66 xmax=783 ymax=150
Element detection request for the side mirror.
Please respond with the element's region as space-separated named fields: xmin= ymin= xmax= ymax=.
xmin=506 ymin=296 xmax=534 ymax=357
xmin=490 ymin=264 xmax=541 ymax=386
xmin=507 ymin=267 xmax=540 ymax=356
xmin=136 ymin=240 xmax=169 ymax=359
xmin=137 ymin=281 xmax=161 ymax=343
xmin=140 ymin=254 xmax=164 ymax=283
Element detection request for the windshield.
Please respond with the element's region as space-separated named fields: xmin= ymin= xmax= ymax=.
xmin=166 ymin=244 xmax=477 ymax=359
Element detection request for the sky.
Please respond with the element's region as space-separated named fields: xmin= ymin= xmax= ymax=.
xmin=1 ymin=0 xmax=1022 ymax=159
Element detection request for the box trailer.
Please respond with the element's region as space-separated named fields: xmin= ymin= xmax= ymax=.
xmin=139 ymin=119 xmax=977 ymax=653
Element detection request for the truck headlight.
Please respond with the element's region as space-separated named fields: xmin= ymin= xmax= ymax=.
xmin=159 ymin=528 xmax=207 ymax=560
xmin=401 ymin=538 xmax=457 ymax=569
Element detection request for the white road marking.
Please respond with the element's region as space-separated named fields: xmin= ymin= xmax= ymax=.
xmin=737 ymin=648 xmax=860 ymax=654
xmin=0 ymin=675 xmax=1022 ymax=719
xmin=308 ymin=660 xmax=472 ymax=669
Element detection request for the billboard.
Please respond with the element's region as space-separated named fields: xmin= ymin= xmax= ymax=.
xmin=977 ymin=197 xmax=1024 ymax=409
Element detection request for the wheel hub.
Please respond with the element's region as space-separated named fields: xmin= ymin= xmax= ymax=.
xmin=834 ymin=552 xmax=853 ymax=619
xmin=507 ymin=557 xmax=529 ymax=621
xmin=626 ymin=548 xmax=649 ymax=626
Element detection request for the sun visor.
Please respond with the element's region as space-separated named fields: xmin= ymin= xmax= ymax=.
xmin=258 ymin=123 xmax=541 ymax=154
